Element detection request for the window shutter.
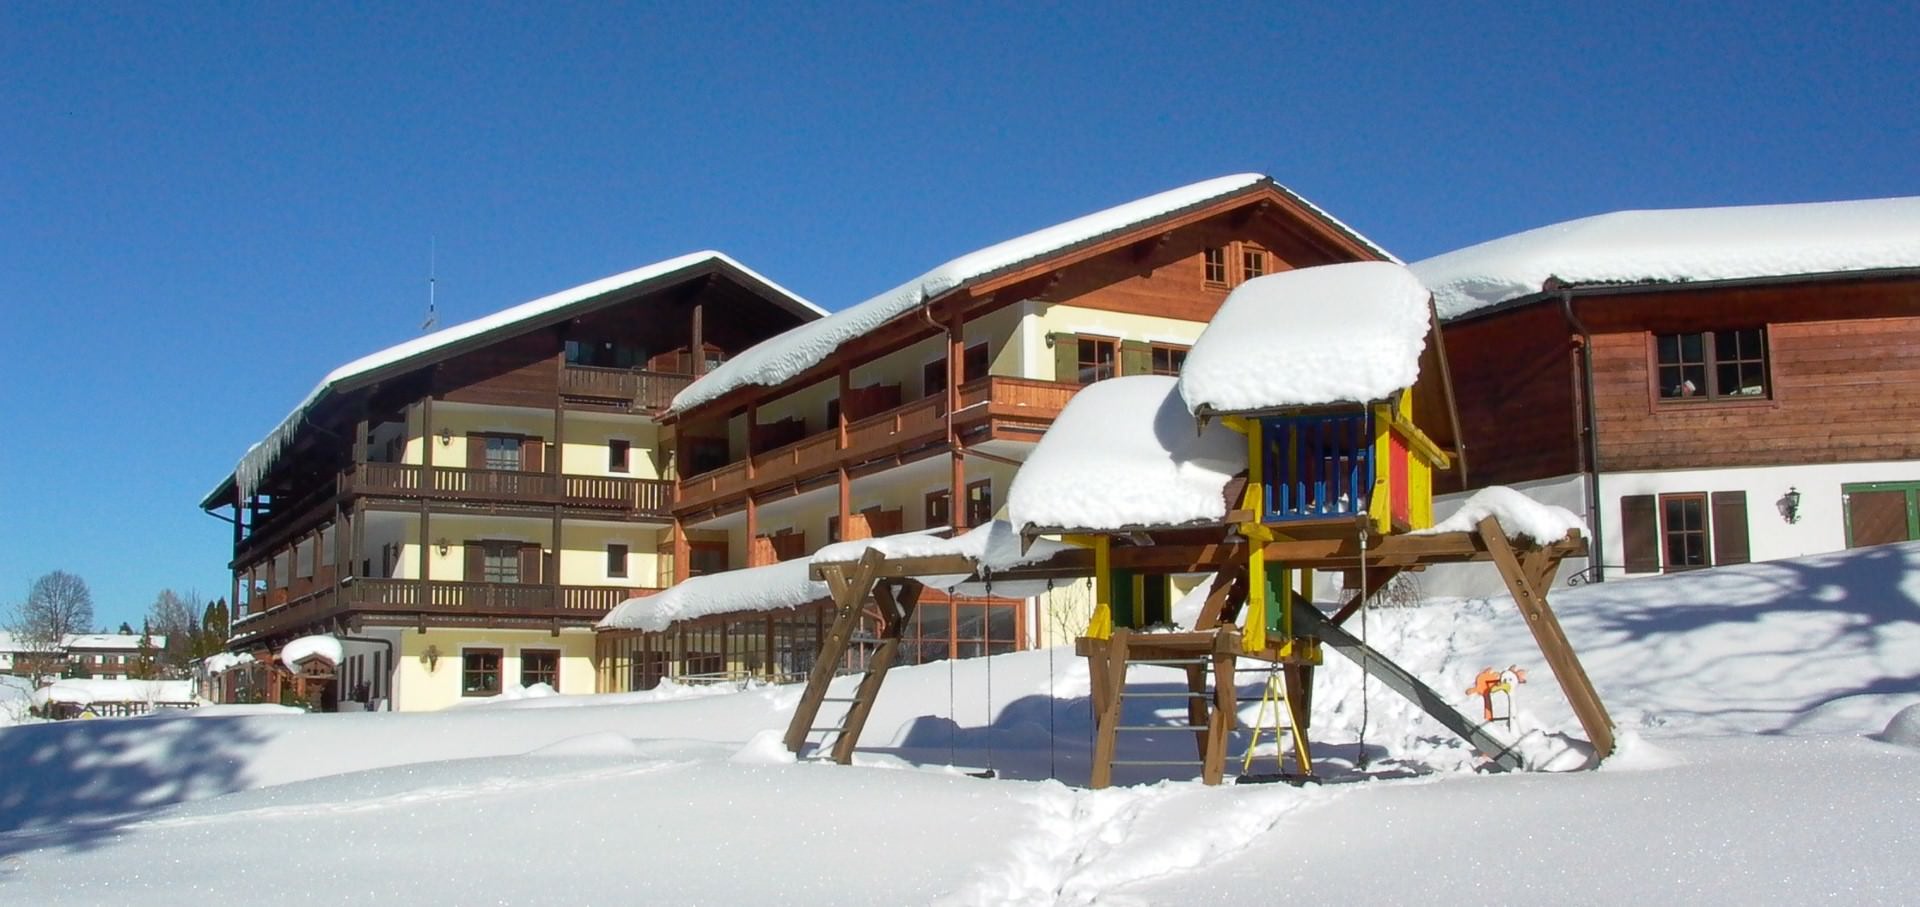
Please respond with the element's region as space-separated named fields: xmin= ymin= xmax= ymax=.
xmin=1711 ymin=491 xmax=1750 ymax=566
xmin=1051 ymin=333 xmax=1078 ymax=383
xmin=466 ymin=435 xmax=486 ymax=470
xmin=523 ymin=436 xmax=544 ymax=473
xmin=519 ymin=543 xmax=543 ymax=584
xmin=1120 ymin=340 xmax=1150 ymax=376
xmin=1621 ymin=495 xmax=1659 ymax=574
xmin=464 ymin=541 xmax=483 ymax=581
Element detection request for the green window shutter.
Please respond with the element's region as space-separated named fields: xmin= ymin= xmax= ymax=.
xmin=1051 ymin=333 xmax=1078 ymax=383
xmin=1120 ymin=340 xmax=1150 ymax=377
xmin=1110 ymin=568 xmax=1138 ymax=629
xmin=1711 ymin=491 xmax=1750 ymax=566
xmin=1621 ymin=495 xmax=1659 ymax=574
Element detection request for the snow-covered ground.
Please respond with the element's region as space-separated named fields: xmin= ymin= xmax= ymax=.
xmin=3 ymin=544 xmax=1918 ymax=903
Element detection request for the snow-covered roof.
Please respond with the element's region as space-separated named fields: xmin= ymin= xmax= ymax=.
xmin=65 ymin=633 xmax=163 ymax=651
xmin=203 ymin=652 xmax=255 ymax=674
xmin=673 ymin=174 xmax=1392 ymax=413
xmin=812 ymin=521 xmax=1072 ymax=596
xmin=599 ymin=558 xmax=827 ymax=633
xmin=1007 ymin=376 xmax=1245 ymax=533
xmin=280 ymin=635 xmax=343 ymax=668
xmin=1416 ymin=485 xmax=1588 ymax=545
xmin=1412 ymin=196 xmax=1920 ymax=320
xmin=1178 ymin=262 xmax=1431 ymax=414
xmin=211 ymin=251 xmax=823 ymax=503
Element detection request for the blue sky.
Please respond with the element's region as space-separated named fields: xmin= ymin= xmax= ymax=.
xmin=2 ymin=2 xmax=1915 ymax=630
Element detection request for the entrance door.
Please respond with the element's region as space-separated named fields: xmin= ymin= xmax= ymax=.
xmin=1843 ymin=482 xmax=1920 ymax=548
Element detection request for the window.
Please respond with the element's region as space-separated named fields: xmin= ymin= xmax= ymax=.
xmin=1659 ymin=493 xmax=1710 ymax=571
xmin=826 ymin=397 xmax=841 ymax=427
xmin=963 ymin=343 xmax=989 ymax=382
xmin=925 ymin=490 xmax=951 ymax=529
xmin=520 ymin=650 xmax=559 ymax=689
xmin=966 ymin=480 xmax=993 ymax=527
xmin=688 ymin=542 xmax=728 ymax=577
xmin=1656 ymin=328 xmax=1768 ymax=400
xmin=608 ymin=439 xmax=630 ymax=473
xmin=1242 ymin=248 xmax=1266 ymax=281
xmin=923 ymin=360 xmax=947 ymax=399
xmin=827 ymin=515 xmax=841 ymax=544
xmin=462 ymin=649 xmax=503 ymax=697
xmin=1076 ymin=338 xmax=1116 ymax=384
xmin=481 ymin=542 xmax=520 ymax=583
xmin=565 ymin=339 xmax=646 ymax=369
xmin=1203 ymin=247 xmax=1228 ymax=284
xmin=687 ymin=438 xmax=730 ymax=476
xmin=607 ymin=543 xmax=629 ymax=579
xmin=1151 ymin=344 xmax=1188 ymax=376
xmin=484 ymin=436 xmax=522 ymax=471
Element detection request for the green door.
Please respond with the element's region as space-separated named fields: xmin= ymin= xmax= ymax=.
xmin=1842 ymin=482 xmax=1920 ymax=548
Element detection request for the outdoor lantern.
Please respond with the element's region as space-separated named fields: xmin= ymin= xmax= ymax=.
xmin=1783 ymin=487 xmax=1802 ymax=524
xmin=436 ymin=538 xmax=450 ymax=555
xmin=439 ymin=427 xmax=452 ymax=445
xmin=422 ymin=645 xmax=440 ymax=672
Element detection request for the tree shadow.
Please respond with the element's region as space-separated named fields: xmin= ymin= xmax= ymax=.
xmin=0 ymin=713 xmax=270 ymax=858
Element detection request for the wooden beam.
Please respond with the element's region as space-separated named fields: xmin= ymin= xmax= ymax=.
xmin=830 ymin=580 xmax=924 ymax=764
xmin=1089 ymin=629 xmax=1131 ymax=789
xmin=1477 ymin=516 xmax=1615 ymax=763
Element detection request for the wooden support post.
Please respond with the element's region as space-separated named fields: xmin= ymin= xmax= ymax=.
xmin=1202 ymin=651 xmax=1236 ymax=785
xmin=1282 ymin=664 xmax=1314 ymax=775
xmin=1089 ymin=629 xmax=1131 ymax=789
xmin=830 ymin=580 xmax=924 ymax=764
xmin=947 ymin=309 xmax=966 ymax=530
xmin=690 ymin=303 xmax=705 ymax=376
xmin=1477 ymin=517 xmax=1616 ymax=763
xmin=671 ymin=516 xmax=690 ymax=584
xmin=1186 ymin=661 xmax=1211 ymax=763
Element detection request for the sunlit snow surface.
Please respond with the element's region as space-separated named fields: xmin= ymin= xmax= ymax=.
xmin=4 ymin=543 xmax=1920 ymax=904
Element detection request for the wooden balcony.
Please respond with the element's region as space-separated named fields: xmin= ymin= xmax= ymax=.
xmin=677 ymin=376 xmax=1080 ymax=512
xmin=560 ymin=365 xmax=691 ymax=412
xmin=231 ymin=578 xmax=656 ymax=645
xmin=349 ymin=463 xmax=671 ymax=516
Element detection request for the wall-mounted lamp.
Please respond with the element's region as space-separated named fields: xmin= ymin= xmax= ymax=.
xmin=421 ymin=644 xmax=441 ymax=673
xmin=1781 ymin=487 xmax=1802 ymax=524
xmin=439 ymin=428 xmax=452 ymax=446
xmin=436 ymin=538 xmax=451 ymax=556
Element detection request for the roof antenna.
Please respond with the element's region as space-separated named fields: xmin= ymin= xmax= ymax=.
xmin=421 ymin=236 xmax=439 ymax=332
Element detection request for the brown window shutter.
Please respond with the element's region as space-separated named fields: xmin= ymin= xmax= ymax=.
xmin=1711 ymin=491 xmax=1750 ymax=566
xmin=464 ymin=541 xmax=484 ymax=581
xmin=467 ymin=434 xmax=486 ymax=470
xmin=523 ymin=436 xmax=544 ymax=473
xmin=519 ymin=543 xmax=542 ymax=584
xmin=1051 ymin=333 xmax=1078 ymax=383
xmin=1621 ymin=495 xmax=1659 ymax=574
xmin=1119 ymin=340 xmax=1151 ymax=377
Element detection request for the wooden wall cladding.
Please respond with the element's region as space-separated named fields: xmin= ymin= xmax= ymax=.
xmin=437 ymin=330 xmax=562 ymax=407
xmin=1436 ymin=303 xmax=1582 ymax=489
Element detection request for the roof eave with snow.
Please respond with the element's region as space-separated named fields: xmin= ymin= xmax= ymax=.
xmin=204 ymin=252 xmax=823 ymax=508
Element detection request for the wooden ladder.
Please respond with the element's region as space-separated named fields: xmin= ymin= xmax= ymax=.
xmin=783 ymin=550 xmax=924 ymax=764
xmin=1089 ymin=629 xmax=1240 ymax=788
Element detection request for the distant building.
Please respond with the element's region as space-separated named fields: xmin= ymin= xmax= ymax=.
xmin=1415 ymin=196 xmax=1920 ymax=583
xmin=0 ymin=632 xmax=165 ymax=681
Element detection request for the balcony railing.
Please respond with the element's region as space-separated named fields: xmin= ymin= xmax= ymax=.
xmin=561 ymin=365 xmax=691 ymax=411
xmin=677 ymin=376 xmax=1081 ymax=512
xmin=233 ymin=578 xmax=656 ymax=643
xmin=350 ymin=463 xmax=671 ymax=515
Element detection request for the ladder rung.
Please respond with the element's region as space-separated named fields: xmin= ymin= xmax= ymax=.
xmin=1116 ymin=725 xmax=1197 ymax=732
xmin=807 ymin=727 xmax=845 ymax=733
xmin=1127 ymin=658 xmax=1209 ymax=666
xmin=1120 ymin=692 xmax=1207 ymax=699
xmin=1110 ymin=759 xmax=1203 ymax=766
xmin=819 ymin=697 xmax=859 ymax=703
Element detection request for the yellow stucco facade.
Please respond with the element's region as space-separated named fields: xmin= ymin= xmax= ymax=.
xmin=392 ymin=627 xmax=597 ymax=711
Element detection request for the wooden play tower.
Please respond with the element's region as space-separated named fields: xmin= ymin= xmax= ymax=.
xmin=782 ymin=263 xmax=1615 ymax=785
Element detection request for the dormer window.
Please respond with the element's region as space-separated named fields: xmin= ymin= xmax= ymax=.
xmin=1242 ymin=248 xmax=1266 ymax=281
xmin=1203 ymin=247 xmax=1228 ymax=284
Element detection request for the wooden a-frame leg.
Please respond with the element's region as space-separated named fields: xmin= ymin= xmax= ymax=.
xmin=831 ymin=580 xmax=922 ymax=764
xmin=1477 ymin=517 xmax=1616 ymax=763
xmin=1089 ymin=629 xmax=1131 ymax=790
xmin=783 ymin=550 xmax=882 ymax=754
xmin=1202 ymin=652 xmax=1236 ymax=785
xmin=1281 ymin=664 xmax=1314 ymax=777
xmin=1186 ymin=662 xmax=1211 ymax=762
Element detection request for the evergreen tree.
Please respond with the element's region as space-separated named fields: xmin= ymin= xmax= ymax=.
xmin=117 ymin=621 xmax=134 ymax=635
xmin=132 ymin=619 xmax=157 ymax=680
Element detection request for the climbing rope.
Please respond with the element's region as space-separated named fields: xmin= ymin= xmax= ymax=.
xmin=1045 ymin=577 xmax=1057 ymax=781
xmin=982 ymin=569 xmax=995 ymax=776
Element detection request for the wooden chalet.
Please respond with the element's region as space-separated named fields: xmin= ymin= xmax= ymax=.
xmin=619 ymin=175 xmax=1397 ymax=685
xmin=201 ymin=253 xmax=823 ymax=711
xmin=1417 ymin=197 xmax=1920 ymax=581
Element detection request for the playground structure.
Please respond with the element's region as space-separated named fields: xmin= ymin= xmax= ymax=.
xmin=782 ymin=263 xmax=1615 ymax=785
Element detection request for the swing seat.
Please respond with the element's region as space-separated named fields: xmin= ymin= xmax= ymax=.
xmin=1233 ymin=772 xmax=1319 ymax=787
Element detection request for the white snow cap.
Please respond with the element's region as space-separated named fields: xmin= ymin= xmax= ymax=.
xmin=673 ymin=175 xmax=1282 ymax=412
xmin=280 ymin=635 xmax=344 ymax=668
xmin=813 ymin=520 xmax=1071 ymax=595
xmin=1178 ymin=262 xmax=1431 ymax=414
xmin=203 ymin=652 xmax=255 ymax=674
xmin=217 ymin=251 xmax=820 ymax=501
xmin=30 ymin=679 xmax=195 ymax=707
xmin=1008 ymin=376 xmax=1246 ymax=533
xmin=599 ymin=558 xmax=826 ymax=633
xmin=1412 ymin=196 xmax=1920 ymax=320
xmin=1419 ymin=485 xmax=1588 ymax=544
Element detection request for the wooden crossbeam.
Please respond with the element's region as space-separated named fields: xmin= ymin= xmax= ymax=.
xmin=783 ymin=550 xmax=884 ymax=754
xmin=1476 ymin=516 xmax=1616 ymax=763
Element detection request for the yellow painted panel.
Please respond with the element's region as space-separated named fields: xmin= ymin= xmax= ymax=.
xmin=395 ymin=628 xmax=596 ymax=712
